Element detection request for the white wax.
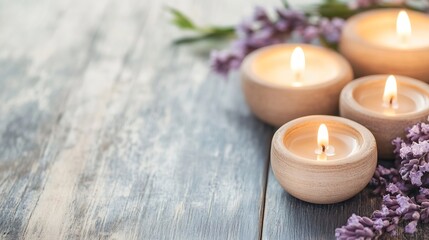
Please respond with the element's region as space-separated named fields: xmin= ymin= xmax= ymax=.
xmin=251 ymin=45 xmax=343 ymax=87
xmin=352 ymin=77 xmax=429 ymax=115
xmin=355 ymin=10 xmax=429 ymax=49
xmin=283 ymin=123 xmax=361 ymax=161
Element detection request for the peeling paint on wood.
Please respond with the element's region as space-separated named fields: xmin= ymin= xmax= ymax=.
xmin=0 ymin=0 xmax=273 ymax=239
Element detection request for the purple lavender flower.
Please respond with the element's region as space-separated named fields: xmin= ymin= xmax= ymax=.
xmin=235 ymin=18 xmax=254 ymax=38
xmin=407 ymin=122 xmax=429 ymax=142
xmin=348 ymin=0 xmax=380 ymax=10
xmin=370 ymin=165 xmax=400 ymax=195
xmin=405 ymin=220 xmax=418 ymax=233
xmin=411 ymin=141 xmax=429 ymax=156
xmin=396 ymin=195 xmax=412 ymax=214
xmin=301 ymin=25 xmax=320 ymax=43
xmin=420 ymin=187 xmax=429 ymax=195
xmin=372 ymin=217 xmax=386 ymax=231
xmin=276 ymin=9 xmax=307 ymax=31
xmin=400 ymin=142 xmax=412 ymax=159
xmin=338 ymin=116 xmax=429 ymax=239
xmin=210 ymin=6 xmax=318 ymax=76
xmin=210 ymin=5 xmax=355 ymax=76
xmin=410 ymin=170 xmax=424 ymax=186
xmin=392 ymin=137 xmax=403 ymax=155
xmin=253 ymin=6 xmax=270 ymax=23
xmin=387 ymin=183 xmax=400 ymax=194
xmin=372 ymin=203 xmax=400 ymax=236
xmin=421 ymin=162 xmax=429 ymax=173
xmin=335 ymin=214 xmax=375 ymax=239
xmin=420 ymin=201 xmax=429 ymax=223
xmin=210 ymin=50 xmax=242 ymax=77
xmin=210 ymin=2 xmax=427 ymax=77
xmin=319 ymin=18 xmax=345 ymax=44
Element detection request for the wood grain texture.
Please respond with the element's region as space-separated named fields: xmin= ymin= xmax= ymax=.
xmin=0 ymin=0 xmax=275 ymax=239
xmin=263 ymin=168 xmax=429 ymax=240
xmin=271 ymin=116 xmax=377 ymax=204
xmin=263 ymin=170 xmax=379 ymax=240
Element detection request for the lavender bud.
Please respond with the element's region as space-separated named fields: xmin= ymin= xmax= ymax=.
xmin=405 ymin=220 xmax=418 ymax=234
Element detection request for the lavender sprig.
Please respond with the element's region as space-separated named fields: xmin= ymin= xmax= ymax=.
xmin=209 ymin=0 xmax=429 ymax=77
xmin=210 ymin=7 xmax=345 ymax=76
xmin=336 ymin=118 xmax=429 ymax=239
xmin=169 ymin=0 xmax=429 ymax=77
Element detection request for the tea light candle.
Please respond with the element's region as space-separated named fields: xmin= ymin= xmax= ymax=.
xmin=340 ymin=75 xmax=429 ymax=159
xmin=271 ymin=115 xmax=377 ymax=204
xmin=241 ymin=44 xmax=353 ymax=126
xmin=340 ymin=9 xmax=429 ymax=82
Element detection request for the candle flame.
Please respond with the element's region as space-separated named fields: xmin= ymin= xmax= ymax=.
xmin=315 ymin=124 xmax=335 ymax=160
xmin=383 ymin=75 xmax=398 ymax=108
xmin=290 ymin=47 xmax=305 ymax=81
xmin=396 ymin=10 xmax=411 ymax=43
xmin=317 ymin=124 xmax=329 ymax=149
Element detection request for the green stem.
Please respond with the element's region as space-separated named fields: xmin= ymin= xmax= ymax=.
xmin=167 ymin=7 xmax=236 ymax=44
xmin=281 ymin=0 xmax=290 ymax=9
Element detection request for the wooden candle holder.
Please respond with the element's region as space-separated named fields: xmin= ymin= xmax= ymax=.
xmin=271 ymin=115 xmax=377 ymax=204
xmin=241 ymin=44 xmax=353 ymax=127
xmin=340 ymin=75 xmax=429 ymax=159
xmin=340 ymin=9 xmax=429 ymax=83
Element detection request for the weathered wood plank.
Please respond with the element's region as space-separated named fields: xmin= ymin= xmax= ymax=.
xmin=0 ymin=0 xmax=276 ymax=239
xmin=0 ymin=0 xmax=110 ymax=239
xmin=262 ymin=169 xmax=378 ymax=240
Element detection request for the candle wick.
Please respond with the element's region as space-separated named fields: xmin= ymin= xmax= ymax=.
xmin=294 ymin=72 xmax=301 ymax=81
xmin=389 ymin=97 xmax=393 ymax=106
xmin=322 ymin=144 xmax=326 ymax=153
xmin=401 ymin=35 xmax=409 ymax=45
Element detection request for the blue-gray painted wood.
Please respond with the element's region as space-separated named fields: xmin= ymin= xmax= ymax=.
xmin=0 ymin=0 xmax=274 ymax=239
xmin=263 ymin=167 xmax=429 ymax=239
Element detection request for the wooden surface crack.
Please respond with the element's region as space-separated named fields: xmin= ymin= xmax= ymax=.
xmin=258 ymin=130 xmax=274 ymax=240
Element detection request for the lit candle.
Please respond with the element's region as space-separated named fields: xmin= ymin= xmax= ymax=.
xmin=290 ymin=46 xmax=305 ymax=85
xmin=315 ymin=124 xmax=335 ymax=161
xmin=340 ymin=9 xmax=429 ymax=83
xmin=396 ymin=10 xmax=411 ymax=44
xmin=382 ymin=75 xmax=398 ymax=110
xmin=271 ymin=115 xmax=377 ymax=204
xmin=241 ymin=44 xmax=353 ymax=126
xmin=340 ymin=75 xmax=429 ymax=159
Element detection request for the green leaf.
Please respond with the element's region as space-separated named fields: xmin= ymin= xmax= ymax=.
xmin=167 ymin=7 xmax=197 ymax=30
xmin=205 ymin=26 xmax=235 ymax=34
xmin=173 ymin=29 xmax=235 ymax=44
xmin=166 ymin=7 xmax=235 ymax=45
xmin=314 ymin=1 xmax=354 ymax=19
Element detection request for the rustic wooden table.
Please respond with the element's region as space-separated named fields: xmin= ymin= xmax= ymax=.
xmin=0 ymin=0 xmax=428 ymax=239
